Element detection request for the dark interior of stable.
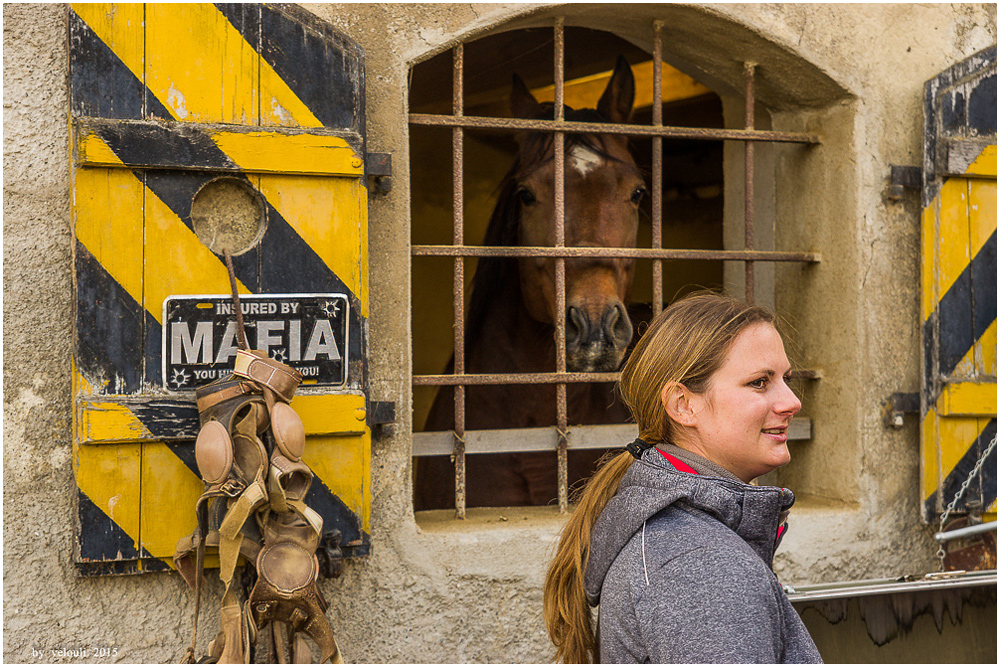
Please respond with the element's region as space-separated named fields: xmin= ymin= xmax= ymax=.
xmin=409 ymin=26 xmax=727 ymax=442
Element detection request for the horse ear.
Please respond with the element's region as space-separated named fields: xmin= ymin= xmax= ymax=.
xmin=597 ymin=55 xmax=635 ymax=124
xmin=510 ymin=73 xmax=541 ymax=119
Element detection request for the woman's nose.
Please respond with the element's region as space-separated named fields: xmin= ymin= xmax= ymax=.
xmin=775 ymin=381 xmax=802 ymax=416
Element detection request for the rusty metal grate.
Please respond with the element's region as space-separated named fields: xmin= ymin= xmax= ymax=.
xmin=409 ymin=19 xmax=821 ymax=518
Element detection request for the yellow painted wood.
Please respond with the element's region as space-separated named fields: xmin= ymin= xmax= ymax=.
xmin=210 ymin=131 xmax=364 ymax=176
xmin=301 ymin=432 xmax=370 ymax=533
xmin=921 ymin=203 xmax=937 ymax=322
xmin=77 ymin=131 xmax=127 ymax=167
xmin=79 ymin=401 xmax=154 ymax=444
xmin=980 ymin=320 xmax=997 ymax=377
xmin=966 ymin=144 xmax=998 ymax=177
xmin=359 ymin=184 xmax=370 ymax=317
xmin=257 ymin=174 xmax=369 ymax=317
xmin=73 ymin=432 xmax=143 ymax=558
xmin=936 ymin=178 xmax=971 ymax=305
xmin=968 ymin=178 xmax=996 ymax=262
xmin=940 ymin=382 xmax=997 ymax=416
xmin=289 ymin=393 xmax=367 ymax=436
xmin=74 ymin=159 xmax=145 ymax=311
xmin=144 ymin=3 xmax=259 ymax=124
xmin=531 ymin=60 xmax=711 ymax=111
xmin=72 ymin=3 xmax=144 ymax=83
xmin=73 ymin=360 xmax=97 ymax=396
xmin=920 ymin=410 xmax=940 ymax=502
xmin=937 ymin=417 xmax=983 ymax=487
xmin=143 ymin=187 xmax=250 ymax=325
xmin=140 ymin=442 xmax=204 ymax=558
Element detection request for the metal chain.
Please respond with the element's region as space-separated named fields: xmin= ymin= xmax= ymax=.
xmin=936 ymin=435 xmax=997 ymax=566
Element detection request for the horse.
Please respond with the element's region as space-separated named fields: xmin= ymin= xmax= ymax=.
xmin=414 ymin=56 xmax=647 ymax=511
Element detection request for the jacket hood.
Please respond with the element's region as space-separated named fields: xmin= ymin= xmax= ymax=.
xmin=583 ymin=448 xmax=795 ymax=605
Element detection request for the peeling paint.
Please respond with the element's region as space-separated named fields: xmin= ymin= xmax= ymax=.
xmin=270 ymin=96 xmax=293 ymax=124
xmin=166 ymin=85 xmax=188 ymax=119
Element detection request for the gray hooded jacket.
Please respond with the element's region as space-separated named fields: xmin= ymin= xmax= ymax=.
xmin=584 ymin=446 xmax=822 ymax=664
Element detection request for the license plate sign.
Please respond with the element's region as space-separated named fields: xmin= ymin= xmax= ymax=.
xmin=163 ymin=293 xmax=348 ymax=390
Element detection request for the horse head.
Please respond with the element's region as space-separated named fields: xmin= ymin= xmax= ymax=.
xmin=506 ymin=56 xmax=645 ymax=373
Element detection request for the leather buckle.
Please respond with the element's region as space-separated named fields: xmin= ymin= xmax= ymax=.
xmin=220 ymin=479 xmax=246 ymax=497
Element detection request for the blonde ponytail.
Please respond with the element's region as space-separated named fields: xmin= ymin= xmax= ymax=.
xmin=544 ymin=451 xmax=633 ymax=663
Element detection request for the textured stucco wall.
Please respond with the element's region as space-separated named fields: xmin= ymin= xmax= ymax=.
xmin=3 ymin=3 xmax=996 ymax=663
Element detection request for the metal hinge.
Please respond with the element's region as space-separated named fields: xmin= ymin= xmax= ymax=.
xmin=366 ymin=152 xmax=392 ymax=194
xmin=888 ymin=165 xmax=922 ymax=200
xmin=368 ymin=400 xmax=396 ymax=435
xmin=882 ymin=391 xmax=920 ymax=428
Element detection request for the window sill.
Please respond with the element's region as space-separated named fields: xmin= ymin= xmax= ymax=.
xmin=415 ymin=505 xmax=569 ymax=534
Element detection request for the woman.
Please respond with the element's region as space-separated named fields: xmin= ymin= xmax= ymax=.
xmin=544 ymin=292 xmax=821 ymax=663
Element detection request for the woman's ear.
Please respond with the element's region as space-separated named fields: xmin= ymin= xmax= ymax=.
xmin=661 ymin=382 xmax=697 ymax=427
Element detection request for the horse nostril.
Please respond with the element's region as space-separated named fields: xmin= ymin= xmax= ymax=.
xmin=603 ymin=303 xmax=632 ymax=345
xmin=566 ymin=306 xmax=588 ymax=348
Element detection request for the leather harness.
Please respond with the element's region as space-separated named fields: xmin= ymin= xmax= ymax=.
xmin=174 ymin=348 xmax=343 ymax=664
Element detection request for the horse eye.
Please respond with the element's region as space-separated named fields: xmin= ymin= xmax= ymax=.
xmin=630 ymin=187 xmax=648 ymax=205
xmin=517 ymin=188 xmax=537 ymax=206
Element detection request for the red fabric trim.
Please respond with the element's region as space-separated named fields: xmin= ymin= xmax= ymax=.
xmin=655 ymin=448 xmax=699 ymax=474
xmin=777 ymin=524 xmax=786 ymax=541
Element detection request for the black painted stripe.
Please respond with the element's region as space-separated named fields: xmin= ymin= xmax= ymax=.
xmin=141 ymin=169 xmax=261 ymax=289
xmin=144 ymin=308 xmax=164 ymax=388
xmin=131 ymin=401 xmax=201 ymax=440
xmin=304 ymin=476 xmax=369 ymax=554
xmin=165 ymin=441 xmax=200 ymax=479
xmin=967 ymin=72 xmax=997 ymax=134
xmin=922 ymin=45 xmax=997 ymax=207
xmin=922 ymin=230 xmax=997 ymax=407
xmin=91 ymin=121 xmax=242 ymax=172
xmin=212 ymin=3 xmax=262 ymax=58
xmin=69 ymin=10 xmax=174 ymax=121
xmin=924 ymin=419 xmax=997 ymax=518
xmin=69 ymin=10 xmax=143 ymax=120
xmin=215 ymin=3 xmax=365 ymax=138
xmin=76 ymin=241 xmax=144 ymax=394
xmin=77 ymin=560 xmax=141 ymax=576
xmin=970 ymin=229 xmax=998 ymax=350
xmin=77 ymin=489 xmax=140 ymax=561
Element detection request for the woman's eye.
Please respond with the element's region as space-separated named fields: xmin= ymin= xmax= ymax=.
xmin=748 ymin=377 xmax=767 ymax=389
xmin=518 ymin=188 xmax=537 ymax=206
xmin=630 ymin=187 xmax=647 ymax=205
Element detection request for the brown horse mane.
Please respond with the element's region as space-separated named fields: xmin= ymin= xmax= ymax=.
xmin=466 ymin=104 xmax=629 ymax=345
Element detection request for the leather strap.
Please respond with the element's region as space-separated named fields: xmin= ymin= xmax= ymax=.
xmin=233 ymin=350 xmax=302 ymax=404
xmin=196 ymin=380 xmax=258 ymax=414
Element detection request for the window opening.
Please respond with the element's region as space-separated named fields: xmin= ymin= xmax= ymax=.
xmin=410 ymin=19 xmax=820 ymax=518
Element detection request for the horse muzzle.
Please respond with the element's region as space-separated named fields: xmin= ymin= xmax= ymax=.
xmin=565 ymin=301 xmax=632 ymax=372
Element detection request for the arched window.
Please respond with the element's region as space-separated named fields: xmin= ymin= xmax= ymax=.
xmin=408 ymin=19 xmax=819 ymax=517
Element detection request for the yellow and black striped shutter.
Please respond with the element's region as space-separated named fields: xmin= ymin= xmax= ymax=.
xmin=70 ymin=3 xmax=371 ymax=574
xmin=920 ymin=46 xmax=997 ymax=524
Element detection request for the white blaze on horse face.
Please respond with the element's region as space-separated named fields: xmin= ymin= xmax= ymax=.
xmin=569 ymin=144 xmax=603 ymax=177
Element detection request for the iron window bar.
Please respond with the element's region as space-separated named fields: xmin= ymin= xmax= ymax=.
xmin=411 ymin=19 xmax=822 ymax=518
xmin=414 ymin=369 xmax=820 ymax=387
